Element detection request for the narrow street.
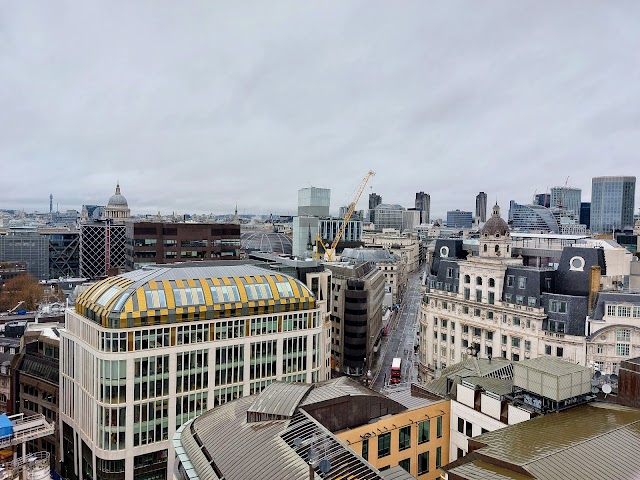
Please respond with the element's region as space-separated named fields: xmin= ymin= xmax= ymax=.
xmin=370 ymin=269 xmax=424 ymax=391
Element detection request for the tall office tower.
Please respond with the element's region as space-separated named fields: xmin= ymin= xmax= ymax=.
xmin=533 ymin=193 xmax=550 ymax=208
xmin=446 ymin=210 xmax=473 ymax=229
xmin=475 ymin=191 xmax=488 ymax=223
xmin=49 ymin=194 xmax=53 ymax=214
xmin=368 ymin=193 xmax=382 ymax=223
xmin=373 ymin=204 xmax=405 ymax=231
xmin=61 ymin=264 xmax=328 ymax=480
xmin=297 ymin=187 xmax=330 ymax=217
xmin=415 ymin=191 xmax=431 ymax=224
xmin=580 ymin=202 xmax=591 ymax=229
xmin=550 ymin=187 xmax=582 ymax=216
xmin=590 ymin=176 xmax=636 ymax=233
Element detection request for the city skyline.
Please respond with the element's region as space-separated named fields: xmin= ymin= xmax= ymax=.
xmin=1 ymin=2 xmax=639 ymax=216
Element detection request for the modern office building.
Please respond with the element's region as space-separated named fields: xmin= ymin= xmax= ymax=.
xmin=340 ymin=247 xmax=407 ymax=306
xmin=402 ymin=209 xmax=421 ymax=232
xmin=446 ymin=210 xmax=473 ymax=229
xmin=533 ymin=193 xmax=550 ymax=208
xmin=80 ymin=183 xmax=131 ymax=279
xmin=373 ymin=204 xmax=405 ymax=231
xmin=48 ymin=230 xmax=80 ymax=278
xmin=292 ymin=215 xmax=318 ymax=258
xmin=475 ymin=192 xmax=487 ymax=223
xmin=415 ymin=191 xmax=431 ymax=224
xmin=60 ymin=264 xmax=329 ymax=480
xmin=318 ymin=217 xmax=363 ymax=244
xmin=325 ymin=262 xmax=385 ymax=376
xmin=590 ymin=176 xmax=636 ymax=233
xmin=550 ymin=186 xmax=581 ymax=217
xmin=173 ymin=378 xmax=450 ymax=480
xmin=80 ymin=223 xmax=127 ymax=278
xmin=369 ymin=193 xmax=383 ymax=223
xmin=297 ymin=187 xmax=330 ymax=217
xmin=508 ymin=202 xmax=559 ymax=233
xmin=580 ymin=202 xmax=591 ymax=229
xmin=0 ymin=229 xmax=50 ymax=280
xmin=124 ymin=222 xmax=240 ymax=271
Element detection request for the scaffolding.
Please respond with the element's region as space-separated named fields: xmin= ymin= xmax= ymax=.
xmin=0 ymin=414 xmax=55 ymax=480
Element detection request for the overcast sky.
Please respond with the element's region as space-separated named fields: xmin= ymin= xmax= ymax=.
xmin=1 ymin=1 xmax=639 ymax=218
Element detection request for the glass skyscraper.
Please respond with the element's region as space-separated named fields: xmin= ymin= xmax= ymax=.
xmin=590 ymin=176 xmax=636 ymax=233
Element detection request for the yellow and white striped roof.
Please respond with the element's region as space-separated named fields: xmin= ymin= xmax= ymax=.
xmin=76 ymin=265 xmax=316 ymax=329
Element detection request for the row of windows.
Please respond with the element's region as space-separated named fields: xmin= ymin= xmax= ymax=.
xmin=140 ymin=281 xmax=298 ymax=309
xmin=607 ymin=305 xmax=640 ymax=318
xmin=104 ymin=312 xmax=319 ymax=353
xmin=362 ymin=416 xmax=443 ymax=462
xmin=374 ymin=449 xmax=442 ymax=476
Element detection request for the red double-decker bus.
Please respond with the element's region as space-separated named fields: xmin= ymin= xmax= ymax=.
xmin=390 ymin=357 xmax=402 ymax=384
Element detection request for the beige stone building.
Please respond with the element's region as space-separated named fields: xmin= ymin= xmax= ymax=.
xmin=419 ymin=205 xmax=595 ymax=381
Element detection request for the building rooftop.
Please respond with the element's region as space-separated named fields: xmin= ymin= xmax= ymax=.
xmin=174 ymin=377 xmax=424 ymax=480
xmin=422 ymin=357 xmax=513 ymax=398
xmin=515 ymin=356 xmax=589 ymax=378
xmin=75 ymin=264 xmax=316 ymax=328
xmin=448 ymin=402 xmax=640 ymax=480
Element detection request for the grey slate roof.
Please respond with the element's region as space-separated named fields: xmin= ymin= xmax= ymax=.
xmin=590 ymin=291 xmax=640 ymax=322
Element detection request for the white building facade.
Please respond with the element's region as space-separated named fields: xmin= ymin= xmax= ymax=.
xmin=60 ymin=264 xmax=328 ymax=480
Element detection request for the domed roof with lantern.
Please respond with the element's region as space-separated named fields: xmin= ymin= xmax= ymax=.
xmin=104 ymin=182 xmax=131 ymax=223
xmin=481 ymin=203 xmax=509 ymax=237
xmin=107 ymin=182 xmax=128 ymax=207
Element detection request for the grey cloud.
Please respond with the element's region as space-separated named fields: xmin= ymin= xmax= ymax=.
xmin=0 ymin=1 xmax=638 ymax=218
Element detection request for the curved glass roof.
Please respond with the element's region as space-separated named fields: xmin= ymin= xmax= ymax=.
xmin=510 ymin=204 xmax=559 ymax=233
xmin=241 ymin=232 xmax=292 ymax=255
xmin=340 ymin=247 xmax=397 ymax=263
xmin=76 ymin=265 xmax=315 ymax=328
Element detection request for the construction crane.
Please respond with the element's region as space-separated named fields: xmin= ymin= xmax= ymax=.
xmin=558 ymin=176 xmax=570 ymax=210
xmin=315 ymin=170 xmax=375 ymax=261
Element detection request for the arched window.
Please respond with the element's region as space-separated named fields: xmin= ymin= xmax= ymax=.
xmin=464 ymin=275 xmax=470 ymax=284
xmin=489 ymin=278 xmax=495 ymax=287
xmin=476 ymin=276 xmax=483 ymax=286
xmin=507 ymin=245 xmax=510 ymax=253
xmin=495 ymin=245 xmax=500 ymax=253
xmin=483 ymin=244 xmax=488 ymax=252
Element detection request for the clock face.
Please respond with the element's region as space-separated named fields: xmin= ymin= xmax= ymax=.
xmin=569 ymin=256 xmax=585 ymax=272
xmin=440 ymin=246 xmax=449 ymax=258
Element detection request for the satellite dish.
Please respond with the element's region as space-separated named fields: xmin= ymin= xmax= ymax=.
xmin=602 ymin=384 xmax=612 ymax=394
xmin=293 ymin=438 xmax=302 ymax=447
xmin=611 ymin=374 xmax=619 ymax=383
xmin=591 ymin=386 xmax=599 ymax=394
xmin=318 ymin=459 xmax=332 ymax=473
xmin=594 ymin=371 xmax=602 ymax=378
xmin=591 ymin=379 xmax=599 ymax=387
xmin=603 ymin=375 xmax=610 ymax=383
